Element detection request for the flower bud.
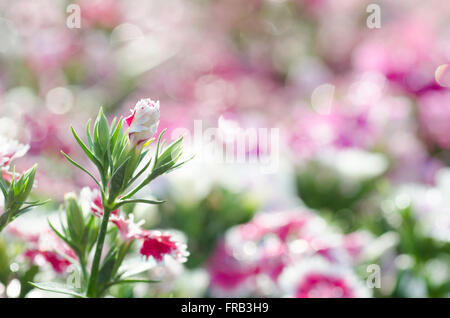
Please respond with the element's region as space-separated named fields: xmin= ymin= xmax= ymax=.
xmin=125 ymin=98 xmax=160 ymax=147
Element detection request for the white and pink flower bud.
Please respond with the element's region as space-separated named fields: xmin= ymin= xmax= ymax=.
xmin=125 ymin=99 xmax=160 ymax=147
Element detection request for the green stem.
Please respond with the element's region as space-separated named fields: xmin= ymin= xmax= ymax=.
xmin=98 ymin=241 xmax=133 ymax=296
xmin=79 ymin=255 xmax=88 ymax=286
xmin=87 ymin=207 xmax=111 ymax=297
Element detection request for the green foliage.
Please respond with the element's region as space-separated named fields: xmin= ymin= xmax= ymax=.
xmin=50 ymin=193 xmax=99 ymax=264
xmin=390 ymin=205 xmax=450 ymax=297
xmin=0 ymin=238 xmax=10 ymax=285
xmin=0 ymin=165 xmax=47 ymax=233
xmin=121 ymin=129 xmax=191 ymax=201
xmin=158 ymin=186 xmax=259 ymax=268
xmin=294 ymin=160 xmax=386 ymax=233
xmin=295 ymin=161 xmax=379 ymax=212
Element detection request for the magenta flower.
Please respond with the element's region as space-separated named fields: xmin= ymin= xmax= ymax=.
xmin=138 ymin=231 xmax=188 ymax=263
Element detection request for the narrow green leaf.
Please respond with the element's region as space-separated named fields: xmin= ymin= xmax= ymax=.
xmin=109 ymin=117 xmax=117 ymax=135
xmin=118 ymin=257 xmax=156 ymax=279
xmin=153 ymin=128 xmax=167 ymax=168
xmin=107 ymin=279 xmax=160 ymax=288
xmin=29 ymin=282 xmax=85 ymax=298
xmin=15 ymin=200 xmax=49 ymax=218
xmin=19 ymin=265 xmax=39 ymax=298
xmin=110 ymin=118 xmax=123 ymax=151
xmin=86 ymin=119 xmax=93 ymax=149
xmin=125 ymin=159 xmax=152 ymax=189
xmin=71 ymin=126 xmax=103 ymax=169
xmin=109 ymin=157 xmax=129 ymax=200
xmin=61 ymin=151 xmax=101 ymax=189
xmin=113 ymin=198 xmax=165 ymax=210
xmin=96 ymin=108 xmax=110 ymax=153
xmin=0 ymin=181 xmax=8 ymax=199
xmin=65 ymin=196 xmax=85 ymax=243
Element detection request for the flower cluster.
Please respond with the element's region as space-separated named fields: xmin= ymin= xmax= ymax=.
xmin=138 ymin=231 xmax=188 ymax=263
xmin=208 ymin=210 xmax=371 ymax=298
